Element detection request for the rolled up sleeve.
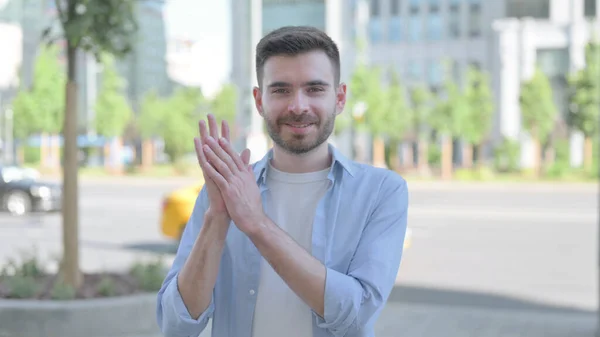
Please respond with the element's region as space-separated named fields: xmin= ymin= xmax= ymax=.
xmin=156 ymin=186 xmax=214 ymax=337
xmin=315 ymin=174 xmax=409 ymax=336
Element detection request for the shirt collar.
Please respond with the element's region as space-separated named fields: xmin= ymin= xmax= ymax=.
xmin=253 ymin=143 xmax=356 ymax=185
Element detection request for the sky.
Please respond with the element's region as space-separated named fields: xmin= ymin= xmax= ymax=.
xmin=164 ymin=0 xmax=232 ymax=97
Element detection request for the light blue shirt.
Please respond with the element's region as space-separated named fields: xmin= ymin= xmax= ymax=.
xmin=156 ymin=144 xmax=409 ymax=337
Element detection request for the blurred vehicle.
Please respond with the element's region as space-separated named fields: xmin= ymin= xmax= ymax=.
xmin=160 ymin=180 xmax=412 ymax=251
xmin=0 ymin=165 xmax=62 ymax=216
xmin=160 ymin=179 xmax=205 ymax=240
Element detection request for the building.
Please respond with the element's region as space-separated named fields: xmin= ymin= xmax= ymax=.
xmin=232 ymin=0 xmax=599 ymax=168
xmin=364 ymin=0 xmax=599 ymax=167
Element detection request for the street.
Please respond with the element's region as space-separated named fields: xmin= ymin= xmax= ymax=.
xmin=0 ymin=177 xmax=597 ymax=336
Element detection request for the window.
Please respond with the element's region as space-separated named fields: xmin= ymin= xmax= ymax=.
xmin=370 ymin=0 xmax=380 ymax=17
xmin=506 ymin=0 xmax=550 ymax=19
xmin=428 ymin=0 xmax=440 ymax=12
xmin=451 ymin=60 xmax=461 ymax=83
xmin=369 ymin=19 xmax=383 ymax=43
xmin=467 ymin=1 xmax=481 ymax=37
xmin=409 ymin=0 xmax=420 ymax=13
xmin=391 ymin=0 xmax=401 ymax=16
xmin=427 ymin=13 xmax=442 ymax=40
xmin=389 ymin=17 xmax=402 ymax=42
xmin=408 ymin=16 xmax=422 ymax=41
xmin=427 ymin=60 xmax=443 ymax=86
xmin=584 ymin=0 xmax=597 ymax=18
xmin=407 ymin=60 xmax=424 ymax=81
xmin=448 ymin=5 xmax=461 ymax=38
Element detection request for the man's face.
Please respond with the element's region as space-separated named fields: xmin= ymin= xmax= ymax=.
xmin=253 ymin=50 xmax=346 ymax=155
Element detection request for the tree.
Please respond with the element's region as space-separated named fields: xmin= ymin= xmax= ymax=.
xmin=137 ymin=90 xmax=166 ymax=168
xmin=461 ymin=67 xmax=495 ymax=168
xmin=568 ymin=40 xmax=600 ymax=171
xmin=160 ymin=87 xmax=205 ymax=163
xmin=408 ymin=85 xmax=432 ymax=173
xmin=52 ymin=0 xmax=138 ymax=288
xmin=11 ymin=45 xmax=65 ymax=167
xmin=93 ymin=53 xmax=133 ymax=173
xmin=430 ymin=80 xmax=469 ymax=179
xmin=210 ymin=83 xmax=237 ymax=136
xmin=520 ymin=67 xmax=557 ymax=176
xmin=381 ymin=70 xmax=412 ymax=170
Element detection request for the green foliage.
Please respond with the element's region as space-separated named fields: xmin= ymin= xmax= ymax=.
xmin=97 ymin=275 xmax=116 ymax=297
xmin=6 ymin=275 xmax=39 ymax=299
xmin=55 ymin=0 xmax=138 ymax=58
xmin=347 ymin=63 xmax=383 ymax=132
xmin=129 ymin=258 xmax=165 ymax=292
xmin=210 ymin=83 xmax=237 ymax=126
xmin=408 ymin=85 xmax=432 ymax=139
xmin=12 ymin=45 xmax=65 ymax=138
xmin=493 ymin=137 xmax=521 ymax=173
xmin=430 ymin=80 xmax=468 ymax=136
xmin=161 ymin=87 xmax=206 ymax=162
xmin=93 ymin=53 xmax=133 ymax=138
xmin=137 ymin=90 xmax=166 ymax=139
xmin=567 ymin=40 xmax=600 ymax=138
xmin=381 ymin=70 xmax=412 ymax=141
xmin=50 ymin=277 xmax=77 ymax=300
xmin=461 ymin=67 xmax=495 ymax=145
xmin=520 ymin=67 xmax=557 ymax=141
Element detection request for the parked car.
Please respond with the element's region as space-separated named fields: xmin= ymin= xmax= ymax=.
xmin=0 ymin=165 xmax=62 ymax=216
xmin=160 ymin=180 xmax=412 ymax=250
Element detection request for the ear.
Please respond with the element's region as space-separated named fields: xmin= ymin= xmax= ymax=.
xmin=253 ymin=86 xmax=264 ymax=117
xmin=335 ymin=82 xmax=347 ymax=116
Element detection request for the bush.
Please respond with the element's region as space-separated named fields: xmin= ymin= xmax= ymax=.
xmin=493 ymin=138 xmax=520 ymax=173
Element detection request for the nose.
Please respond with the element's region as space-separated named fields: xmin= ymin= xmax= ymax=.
xmin=287 ymin=91 xmax=309 ymax=115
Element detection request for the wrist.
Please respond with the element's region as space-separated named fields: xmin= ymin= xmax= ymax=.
xmin=203 ymin=210 xmax=231 ymax=240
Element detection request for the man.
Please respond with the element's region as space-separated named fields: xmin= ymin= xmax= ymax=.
xmin=157 ymin=26 xmax=409 ymax=337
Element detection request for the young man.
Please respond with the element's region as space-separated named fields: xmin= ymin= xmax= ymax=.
xmin=156 ymin=26 xmax=409 ymax=337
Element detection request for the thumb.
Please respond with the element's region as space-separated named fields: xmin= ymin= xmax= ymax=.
xmin=240 ymin=148 xmax=251 ymax=165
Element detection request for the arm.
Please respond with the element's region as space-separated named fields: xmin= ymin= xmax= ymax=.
xmin=248 ymin=175 xmax=409 ymax=336
xmin=156 ymin=187 xmax=229 ymax=337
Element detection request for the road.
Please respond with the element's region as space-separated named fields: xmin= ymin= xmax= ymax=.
xmin=0 ymin=178 xmax=597 ymax=336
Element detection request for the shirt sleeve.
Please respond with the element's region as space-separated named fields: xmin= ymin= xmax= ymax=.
xmin=314 ymin=173 xmax=409 ymax=336
xmin=156 ymin=186 xmax=214 ymax=337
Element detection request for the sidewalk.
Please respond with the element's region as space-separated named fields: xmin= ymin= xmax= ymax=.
xmin=375 ymin=302 xmax=597 ymax=337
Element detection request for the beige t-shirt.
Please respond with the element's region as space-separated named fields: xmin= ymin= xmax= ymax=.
xmin=251 ymin=163 xmax=331 ymax=337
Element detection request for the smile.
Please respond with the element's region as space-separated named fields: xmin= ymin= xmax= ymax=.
xmin=285 ymin=124 xmax=313 ymax=128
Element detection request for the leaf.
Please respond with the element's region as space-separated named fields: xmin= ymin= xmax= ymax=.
xmin=520 ymin=67 xmax=557 ymax=141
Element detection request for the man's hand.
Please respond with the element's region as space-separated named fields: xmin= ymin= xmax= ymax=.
xmin=194 ymin=114 xmax=250 ymax=216
xmin=196 ymin=128 xmax=265 ymax=234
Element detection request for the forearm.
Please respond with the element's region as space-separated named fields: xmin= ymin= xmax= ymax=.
xmin=247 ymin=216 xmax=326 ymax=317
xmin=177 ymin=211 xmax=230 ymax=319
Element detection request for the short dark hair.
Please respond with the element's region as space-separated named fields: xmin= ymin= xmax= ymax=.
xmin=255 ymin=26 xmax=341 ymax=87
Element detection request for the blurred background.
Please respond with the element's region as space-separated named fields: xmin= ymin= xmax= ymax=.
xmin=0 ymin=0 xmax=598 ymax=336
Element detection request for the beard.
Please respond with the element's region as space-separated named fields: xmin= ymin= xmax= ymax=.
xmin=264 ymin=107 xmax=336 ymax=155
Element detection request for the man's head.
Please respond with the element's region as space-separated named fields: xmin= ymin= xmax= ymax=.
xmin=253 ymin=26 xmax=347 ymax=155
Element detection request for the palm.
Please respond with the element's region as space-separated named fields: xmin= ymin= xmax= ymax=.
xmin=195 ymin=115 xmax=250 ymax=214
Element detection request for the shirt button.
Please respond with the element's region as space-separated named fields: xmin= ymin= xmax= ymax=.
xmin=249 ymin=289 xmax=255 ymax=295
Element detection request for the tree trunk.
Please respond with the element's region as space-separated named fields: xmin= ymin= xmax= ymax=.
xmin=532 ymin=137 xmax=541 ymax=177
xmin=372 ymin=136 xmax=387 ymax=168
xmin=584 ymin=136 xmax=593 ymax=171
xmin=141 ymin=139 xmax=154 ymax=169
xmin=441 ymin=135 xmax=453 ymax=180
xmin=462 ymin=143 xmax=473 ymax=169
xmin=403 ymin=141 xmax=414 ymax=170
xmin=417 ymin=138 xmax=430 ymax=175
xmin=61 ymin=43 xmax=82 ymax=289
xmin=40 ymin=133 xmax=48 ymax=169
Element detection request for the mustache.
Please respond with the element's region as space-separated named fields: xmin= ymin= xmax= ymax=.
xmin=277 ymin=114 xmax=319 ymax=125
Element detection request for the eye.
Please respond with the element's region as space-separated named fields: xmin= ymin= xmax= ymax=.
xmin=272 ymin=88 xmax=289 ymax=94
xmin=307 ymin=86 xmax=325 ymax=93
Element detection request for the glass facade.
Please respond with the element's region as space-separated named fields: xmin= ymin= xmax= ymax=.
xmin=262 ymin=0 xmax=326 ymax=34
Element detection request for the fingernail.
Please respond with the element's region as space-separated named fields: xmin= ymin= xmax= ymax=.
xmin=219 ymin=137 xmax=227 ymax=144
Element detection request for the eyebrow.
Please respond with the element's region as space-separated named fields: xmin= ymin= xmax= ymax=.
xmin=267 ymin=80 xmax=331 ymax=89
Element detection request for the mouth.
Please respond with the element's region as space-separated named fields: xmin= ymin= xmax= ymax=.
xmin=284 ymin=123 xmax=314 ymax=128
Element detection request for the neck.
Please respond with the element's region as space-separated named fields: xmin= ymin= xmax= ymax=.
xmin=270 ymin=142 xmax=332 ymax=173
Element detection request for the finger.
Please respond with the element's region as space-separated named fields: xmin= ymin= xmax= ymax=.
xmin=218 ymin=137 xmax=245 ymax=171
xmin=240 ymin=148 xmax=251 ymax=166
xmin=206 ymin=136 xmax=239 ymax=173
xmin=208 ymin=114 xmax=219 ymax=139
xmin=203 ymin=142 xmax=234 ymax=179
xmin=221 ymin=120 xmax=230 ymax=141
xmin=199 ymin=120 xmax=208 ymax=143
xmin=195 ymin=138 xmax=227 ymax=187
